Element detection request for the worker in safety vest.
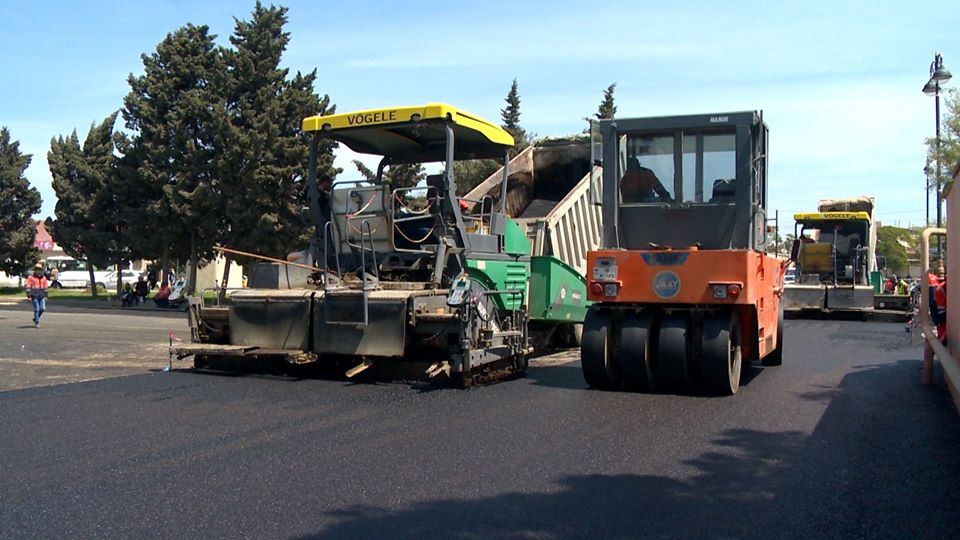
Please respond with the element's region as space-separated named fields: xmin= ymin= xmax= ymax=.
xmin=620 ymin=157 xmax=672 ymax=203
xmin=25 ymin=263 xmax=49 ymax=328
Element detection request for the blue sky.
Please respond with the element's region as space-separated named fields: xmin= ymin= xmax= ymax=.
xmin=1 ymin=0 xmax=957 ymax=230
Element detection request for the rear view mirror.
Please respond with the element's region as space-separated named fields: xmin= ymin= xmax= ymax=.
xmin=790 ymin=239 xmax=801 ymax=262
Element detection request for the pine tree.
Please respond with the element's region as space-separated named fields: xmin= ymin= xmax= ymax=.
xmin=0 ymin=128 xmax=42 ymax=276
xmin=122 ymin=23 xmax=225 ymax=285
xmin=597 ymin=83 xmax=617 ymax=119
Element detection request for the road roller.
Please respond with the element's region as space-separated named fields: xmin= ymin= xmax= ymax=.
xmin=581 ymin=111 xmax=788 ymax=395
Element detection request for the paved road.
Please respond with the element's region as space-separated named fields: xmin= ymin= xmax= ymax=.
xmin=2 ymin=320 xmax=960 ymax=538
xmin=0 ymin=305 xmax=188 ymax=392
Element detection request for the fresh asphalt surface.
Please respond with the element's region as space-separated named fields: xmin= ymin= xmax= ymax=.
xmin=2 ymin=316 xmax=960 ymax=538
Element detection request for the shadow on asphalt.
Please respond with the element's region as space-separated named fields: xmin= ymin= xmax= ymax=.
xmin=298 ymin=359 xmax=960 ymax=539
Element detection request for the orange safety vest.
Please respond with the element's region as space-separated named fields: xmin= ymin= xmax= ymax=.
xmin=25 ymin=275 xmax=49 ymax=299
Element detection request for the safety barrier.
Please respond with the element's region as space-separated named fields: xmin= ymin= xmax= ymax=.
xmin=918 ymin=228 xmax=960 ymax=413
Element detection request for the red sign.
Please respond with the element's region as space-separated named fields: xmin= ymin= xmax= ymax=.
xmin=35 ymin=240 xmax=54 ymax=251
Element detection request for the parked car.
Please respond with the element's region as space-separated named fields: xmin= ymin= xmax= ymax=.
xmin=100 ymin=269 xmax=142 ymax=290
xmin=784 ymin=267 xmax=797 ymax=284
xmin=44 ymin=256 xmax=112 ymax=289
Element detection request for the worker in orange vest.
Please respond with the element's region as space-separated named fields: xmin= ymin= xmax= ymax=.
xmin=620 ymin=157 xmax=672 ymax=203
xmin=25 ymin=263 xmax=49 ymax=328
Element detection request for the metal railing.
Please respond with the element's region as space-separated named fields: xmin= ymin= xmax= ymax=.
xmin=391 ymin=185 xmax=440 ymax=254
xmin=322 ymin=221 xmax=343 ymax=291
xmin=459 ymin=194 xmax=496 ymax=234
xmin=200 ymin=287 xmax=247 ymax=308
xmin=323 ymin=220 xmax=378 ymax=327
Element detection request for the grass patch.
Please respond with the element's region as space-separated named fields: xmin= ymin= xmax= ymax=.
xmin=0 ymin=286 xmax=113 ymax=301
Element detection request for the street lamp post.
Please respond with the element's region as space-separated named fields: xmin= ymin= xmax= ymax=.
xmin=924 ymin=160 xmax=931 ymax=227
xmin=923 ymin=52 xmax=952 ymax=229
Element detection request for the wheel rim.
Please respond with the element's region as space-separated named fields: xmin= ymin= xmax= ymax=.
xmin=729 ymin=318 xmax=741 ymax=392
xmin=700 ymin=310 xmax=740 ymax=395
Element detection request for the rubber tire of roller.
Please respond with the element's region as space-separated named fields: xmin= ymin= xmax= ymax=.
xmin=620 ymin=311 xmax=657 ymax=391
xmin=762 ymin=301 xmax=784 ymax=366
xmin=580 ymin=308 xmax=620 ymax=389
xmin=701 ymin=311 xmax=742 ymax=395
xmin=657 ymin=313 xmax=690 ymax=390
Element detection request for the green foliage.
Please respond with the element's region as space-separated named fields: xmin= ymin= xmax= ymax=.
xmin=453 ymin=159 xmax=500 ymax=196
xmin=451 ymin=78 xmax=535 ymax=194
xmin=116 ymin=3 xmax=339 ymax=273
xmin=48 ymin=114 xmax=119 ymax=269
xmin=596 ymin=83 xmax=617 ymax=119
xmin=352 ymin=160 xmax=425 ymax=189
xmin=876 ymin=225 xmax=914 ymax=272
xmin=925 ymin=87 xmax=960 ymax=195
xmin=0 ymin=128 xmax=42 ymax=275
xmin=216 ymin=2 xmax=338 ymax=259
xmin=121 ymin=23 xmax=225 ymax=265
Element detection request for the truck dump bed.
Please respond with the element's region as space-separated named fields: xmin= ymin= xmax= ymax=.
xmin=464 ymin=138 xmax=602 ymax=275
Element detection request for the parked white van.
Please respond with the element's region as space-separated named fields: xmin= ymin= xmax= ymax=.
xmin=45 ymin=256 xmax=113 ymax=289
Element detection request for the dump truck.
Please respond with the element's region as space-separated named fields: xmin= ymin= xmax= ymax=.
xmin=784 ymin=197 xmax=877 ymax=312
xmin=463 ymin=137 xmax=601 ymax=342
xmin=581 ymin=111 xmax=786 ymax=395
xmin=173 ymin=103 xmax=589 ymax=385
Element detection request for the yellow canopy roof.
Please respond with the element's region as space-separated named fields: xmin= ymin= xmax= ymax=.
xmin=794 ymin=211 xmax=871 ymax=222
xmin=302 ymin=103 xmax=514 ymax=163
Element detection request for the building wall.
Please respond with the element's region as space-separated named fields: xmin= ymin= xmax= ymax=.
xmin=948 ymin=170 xmax=959 ymax=357
xmin=189 ymin=256 xmax=245 ymax=291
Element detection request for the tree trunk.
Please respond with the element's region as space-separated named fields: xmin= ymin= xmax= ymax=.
xmin=116 ymin=260 xmax=123 ymax=298
xmin=87 ymin=264 xmax=98 ymax=298
xmin=188 ymin=232 xmax=199 ymax=296
xmin=161 ymin=241 xmax=170 ymax=286
xmin=217 ymin=254 xmax=233 ymax=304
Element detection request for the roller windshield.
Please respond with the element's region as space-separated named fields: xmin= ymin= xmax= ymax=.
xmin=618 ymin=129 xmax=736 ymax=206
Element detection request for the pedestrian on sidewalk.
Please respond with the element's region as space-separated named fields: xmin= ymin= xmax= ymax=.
xmin=154 ymin=281 xmax=172 ymax=308
xmin=134 ymin=275 xmax=149 ymax=305
xmin=25 ymin=263 xmax=49 ymax=328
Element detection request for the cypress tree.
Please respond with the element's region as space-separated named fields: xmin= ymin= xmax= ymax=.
xmin=501 ymin=79 xmax=522 ymax=134
xmin=597 ymin=83 xmax=617 ymax=119
xmin=0 ymin=128 xmax=42 ymax=276
xmin=122 ymin=23 xmax=225 ymax=287
xmin=453 ymin=79 xmax=533 ymax=195
xmin=216 ymin=2 xmax=338 ymax=286
xmin=48 ymin=114 xmax=120 ymax=296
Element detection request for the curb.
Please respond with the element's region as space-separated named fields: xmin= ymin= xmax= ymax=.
xmin=0 ymin=298 xmax=186 ymax=315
